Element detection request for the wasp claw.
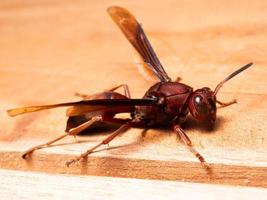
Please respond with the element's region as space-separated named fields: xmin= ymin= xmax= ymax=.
xmin=66 ymin=160 xmax=75 ymax=167
xmin=22 ymin=152 xmax=30 ymax=159
xmin=66 ymin=157 xmax=81 ymax=167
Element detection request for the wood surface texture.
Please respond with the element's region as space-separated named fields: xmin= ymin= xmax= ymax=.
xmin=1 ymin=169 xmax=267 ymax=200
xmin=0 ymin=0 xmax=267 ymax=192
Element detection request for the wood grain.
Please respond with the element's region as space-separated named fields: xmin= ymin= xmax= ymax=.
xmin=0 ymin=0 xmax=267 ymax=188
xmin=1 ymin=169 xmax=267 ymax=200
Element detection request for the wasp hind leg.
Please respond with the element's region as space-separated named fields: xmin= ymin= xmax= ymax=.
xmin=22 ymin=116 xmax=103 ymax=159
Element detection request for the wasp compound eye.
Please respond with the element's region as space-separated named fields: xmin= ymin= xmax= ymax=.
xmin=194 ymin=95 xmax=203 ymax=104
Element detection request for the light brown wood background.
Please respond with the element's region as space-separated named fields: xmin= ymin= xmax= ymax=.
xmin=0 ymin=0 xmax=266 ymax=197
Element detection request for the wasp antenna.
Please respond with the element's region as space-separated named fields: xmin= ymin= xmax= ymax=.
xmin=214 ymin=62 xmax=253 ymax=95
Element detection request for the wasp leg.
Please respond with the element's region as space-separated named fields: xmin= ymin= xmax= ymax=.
xmin=22 ymin=116 xmax=103 ymax=159
xmin=104 ymin=84 xmax=131 ymax=98
xmin=75 ymin=84 xmax=131 ymax=99
xmin=74 ymin=92 xmax=92 ymax=99
xmin=66 ymin=123 xmax=131 ymax=167
xmin=216 ymin=99 xmax=237 ymax=108
xmin=139 ymin=128 xmax=149 ymax=142
xmin=175 ymin=77 xmax=182 ymax=82
xmin=173 ymin=125 xmax=210 ymax=169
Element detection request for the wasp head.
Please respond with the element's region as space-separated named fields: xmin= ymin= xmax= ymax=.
xmin=188 ymin=62 xmax=253 ymax=128
xmin=188 ymin=87 xmax=216 ymax=127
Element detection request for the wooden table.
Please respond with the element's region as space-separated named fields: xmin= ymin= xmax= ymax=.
xmin=0 ymin=0 xmax=266 ymax=198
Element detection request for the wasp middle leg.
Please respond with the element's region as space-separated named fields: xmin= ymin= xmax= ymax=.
xmin=66 ymin=122 xmax=131 ymax=167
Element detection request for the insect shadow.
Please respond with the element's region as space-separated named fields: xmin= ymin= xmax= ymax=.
xmin=182 ymin=115 xmax=227 ymax=133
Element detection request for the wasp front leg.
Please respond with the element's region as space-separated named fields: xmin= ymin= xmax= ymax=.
xmin=173 ymin=125 xmax=210 ymax=169
xmin=216 ymin=99 xmax=237 ymax=108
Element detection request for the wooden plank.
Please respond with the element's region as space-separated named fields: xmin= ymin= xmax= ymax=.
xmin=1 ymin=169 xmax=267 ymax=200
xmin=0 ymin=0 xmax=267 ymax=188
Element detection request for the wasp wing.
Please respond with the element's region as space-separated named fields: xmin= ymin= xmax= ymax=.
xmin=7 ymin=98 xmax=156 ymax=117
xmin=134 ymin=52 xmax=158 ymax=82
xmin=107 ymin=6 xmax=172 ymax=82
xmin=66 ymin=98 xmax=157 ymax=117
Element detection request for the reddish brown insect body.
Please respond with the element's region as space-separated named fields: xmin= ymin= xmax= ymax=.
xmin=134 ymin=82 xmax=193 ymax=127
xmin=7 ymin=6 xmax=253 ymax=168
